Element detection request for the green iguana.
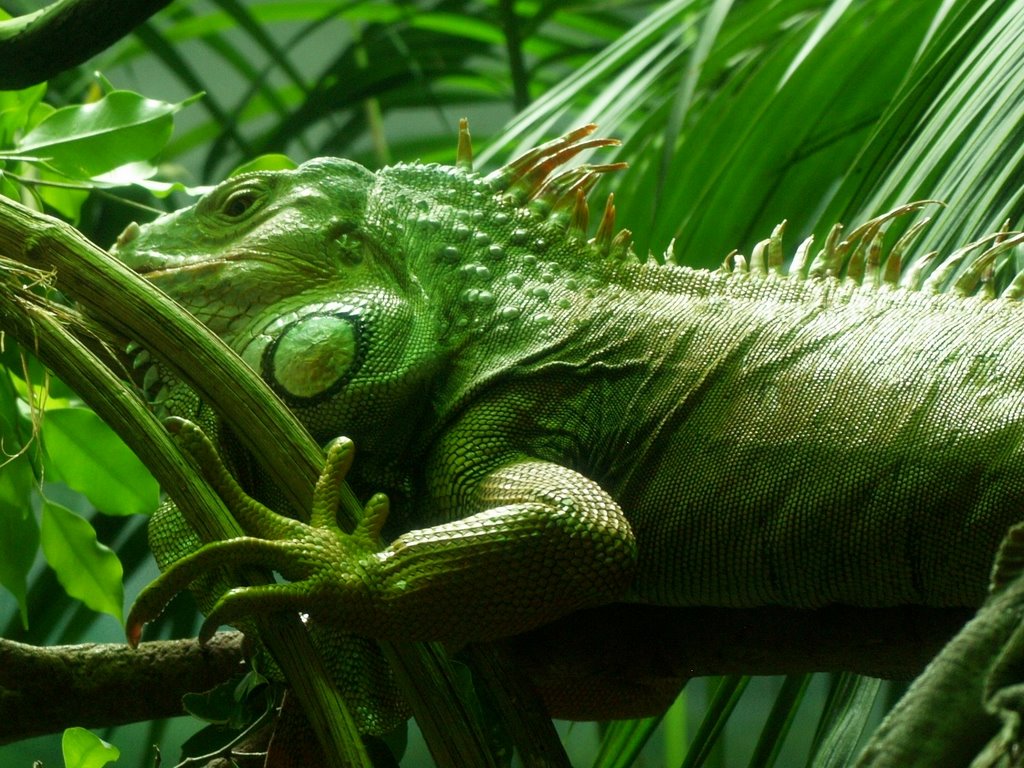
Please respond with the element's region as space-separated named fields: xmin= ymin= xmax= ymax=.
xmin=114 ymin=123 xmax=1024 ymax=754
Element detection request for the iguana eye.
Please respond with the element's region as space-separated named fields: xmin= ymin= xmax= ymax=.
xmin=222 ymin=188 xmax=260 ymax=218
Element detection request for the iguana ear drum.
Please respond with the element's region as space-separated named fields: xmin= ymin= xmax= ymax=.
xmin=261 ymin=306 xmax=365 ymax=404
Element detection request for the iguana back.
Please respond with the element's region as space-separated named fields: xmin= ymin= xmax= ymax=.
xmin=117 ymin=125 xmax=1024 ymax=649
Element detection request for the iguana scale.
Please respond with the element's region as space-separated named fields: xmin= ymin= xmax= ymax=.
xmin=114 ymin=123 xmax=1024 ymax=743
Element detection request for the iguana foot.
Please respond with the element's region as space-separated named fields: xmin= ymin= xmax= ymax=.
xmin=127 ymin=418 xmax=389 ymax=646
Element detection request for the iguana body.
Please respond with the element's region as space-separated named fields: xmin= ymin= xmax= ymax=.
xmin=117 ymin=125 xmax=1024 ymax=671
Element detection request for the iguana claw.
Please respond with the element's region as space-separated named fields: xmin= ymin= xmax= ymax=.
xmin=127 ymin=419 xmax=389 ymax=646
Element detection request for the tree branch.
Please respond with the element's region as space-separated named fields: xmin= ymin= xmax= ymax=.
xmin=0 ymin=0 xmax=174 ymax=89
xmin=0 ymin=602 xmax=974 ymax=744
xmin=0 ymin=634 xmax=244 ymax=744
xmin=508 ymin=603 xmax=972 ymax=720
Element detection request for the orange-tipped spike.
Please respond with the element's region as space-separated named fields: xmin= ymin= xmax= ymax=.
xmin=516 ymin=139 xmax=621 ymax=199
xmin=596 ymin=194 xmax=616 ymax=253
xmin=493 ymin=125 xmax=599 ymax=186
xmin=610 ymin=229 xmax=633 ymax=260
xmin=457 ymin=118 xmax=473 ymax=171
xmin=486 ymin=124 xmax=623 ymax=198
xmin=570 ymin=188 xmax=589 ymax=234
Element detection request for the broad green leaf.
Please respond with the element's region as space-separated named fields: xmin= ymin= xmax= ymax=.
xmin=16 ymin=90 xmax=198 ymax=179
xmin=41 ymin=501 xmax=124 ymax=623
xmin=61 ymin=727 xmax=120 ymax=768
xmin=0 ymin=453 xmax=39 ymax=629
xmin=42 ymin=407 xmax=159 ymax=517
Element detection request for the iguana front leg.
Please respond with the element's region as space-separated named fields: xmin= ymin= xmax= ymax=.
xmin=128 ymin=421 xmax=637 ymax=645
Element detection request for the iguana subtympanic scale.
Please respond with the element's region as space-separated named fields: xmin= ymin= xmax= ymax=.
xmin=116 ymin=125 xmax=1024 ymax=657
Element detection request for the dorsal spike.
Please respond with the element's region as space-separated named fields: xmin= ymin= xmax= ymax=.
xmin=1004 ymin=261 xmax=1024 ymax=300
xmin=905 ymin=250 xmax=941 ymax=290
xmin=720 ymin=248 xmax=738 ymax=272
xmin=889 ymin=217 xmax=933 ymax=286
xmin=845 ymin=234 xmax=869 ymax=285
xmin=570 ymin=188 xmax=589 ymax=234
xmin=808 ymin=223 xmax=844 ymax=278
xmin=978 ymin=232 xmax=1024 ymax=295
xmin=749 ymin=238 xmax=769 ymax=275
xmin=538 ymin=164 xmax=625 ymax=209
xmin=529 ymin=156 xmax=624 ymax=204
xmin=486 ymin=124 xmax=621 ymax=198
xmin=866 ymin=228 xmax=887 ymax=287
xmin=595 ymin=194 xmax=617 ymax=254
xmin=610 ymin=229 xmax=633 ymax=261
xmin=663 ymin=237 xmax=678 ymax=264
xmin=489 ymin=124 xmax=598 ymax=188
xmin=789 ymin=235 xmax=814 ymax=277
xmin=954 ymin=247 xmax=999 ymax=296
xmin=456 ymin=118 xmax=473 ymax=171
xmin=923 ymin=233 xmax=1003 ymax=294
xmin=981 ymin=267 xmax=997 ymax=300
xmin=768 ymin=221 xmax=786 ymax=273
xmin=732 ymin=252 xmax=749 ymax=274
xmin=881 ymin=246 xmax=902 ymax=286
xmin=842 ymin=220 xmax=880 ymax=286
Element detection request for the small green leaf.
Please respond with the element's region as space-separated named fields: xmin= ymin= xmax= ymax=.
xmin=41 ymin=502 xmax=124 ymax=623
xmin=43 ymin=407 xmax=159 ymax=516
xmin=17 ymin=90 xmax=198 ymax=179
xmin=36 ymin=170 xmax=90 ymax=223
xmin=183 ymin=679 xmax=244 ymax=724
xmin=0 ymin=82 xmax=47 ymax=146
xmin=0 ymin=453 xmax=39 ymax=629
xmin=61 ymin=727 xmax=120 ymax=768
xmin=229 ymin=153 xmax=297 ymax=176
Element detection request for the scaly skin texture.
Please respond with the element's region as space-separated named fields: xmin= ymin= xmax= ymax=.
xmin=115 ymin=125 xmax=1024 ymax=708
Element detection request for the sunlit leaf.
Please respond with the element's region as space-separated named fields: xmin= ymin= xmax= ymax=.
xmin=0 ymin=82 xmax=46 ymax=146
xmin=61 ymin=727 xmax=120 ymax=768
xmin=230 ymin=153 xmax=297 ymax=176
xmin=42 ymin=407 xmax=159 ymax=517
xmin=17 ymin=90 xmax=199 ymax=179
xmin=41 ymin=502 xmax=124 ymax=624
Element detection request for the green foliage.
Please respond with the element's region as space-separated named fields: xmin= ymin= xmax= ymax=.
xmin=40 ymin=500 xmax=125 ymax=624
xmin=42 ymin=407 xmax=159 ymax=517
xmin=3 ymin=0 xmax=1024 ymax=766
xmin=0 ymin=83 xmax=196 ymax=220
xmin=61 ymin=727 xmax=120 ymax=768
xmin=0 ymin=452 xmax=38 ymax=628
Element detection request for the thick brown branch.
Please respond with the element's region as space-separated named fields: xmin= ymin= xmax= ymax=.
xmin=0 ymin=0 xmax=173 ymax=89
xmin=508 ymin=603 xmax=972 ymax=720
xmin=0 ymin=633 xmax=244 ymax=744
xmin=2 ymin=602 xmax=971 ymax=745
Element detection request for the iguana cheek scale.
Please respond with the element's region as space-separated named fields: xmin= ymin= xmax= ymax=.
xmin=115 ymin=123 xmax=1024 ymax=648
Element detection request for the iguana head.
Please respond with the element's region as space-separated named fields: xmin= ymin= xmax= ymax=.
xmin=111 ymin=123 xmax=628 ymax=450
xmin=111 ymin=152 xmax=447 ymax=452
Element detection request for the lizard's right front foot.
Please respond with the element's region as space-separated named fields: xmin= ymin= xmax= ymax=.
xmin=127 ymin=419 xmax=390 ymax=646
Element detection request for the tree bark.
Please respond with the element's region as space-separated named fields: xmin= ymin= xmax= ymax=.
xmin=0 ymin=634 xmax=244 ymax=743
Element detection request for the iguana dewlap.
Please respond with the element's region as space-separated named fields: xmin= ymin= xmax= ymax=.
xmin=115 ymin=124 xmax=1024 ymax=647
